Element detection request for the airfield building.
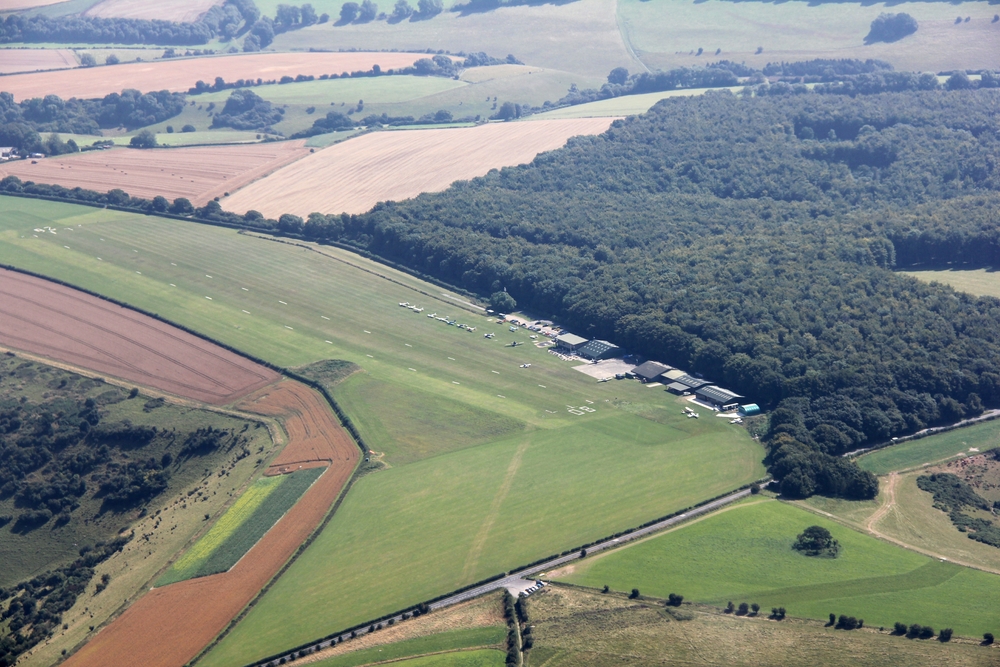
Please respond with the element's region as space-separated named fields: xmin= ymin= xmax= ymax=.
xmin=665 ymin=382 xmax=691 ymax=395
xmin=738 ymin=403 xmax=761 ymax=417
xmin=629 ymin=361 xmax=672 ymax=383
xmin=579 ymin=339 xmax=621 ymax=360
xmin=555 ymin=333 xmax=588 ymax=353
xmin=695 ymin=386 xmax=744 ymax=411
xmin=672 ymin=373 xmax=712 ymax=391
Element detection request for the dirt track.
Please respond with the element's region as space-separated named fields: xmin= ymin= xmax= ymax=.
xmin=0 ymin=141 xmax=311 ymax=206
xmin=64 ymin=381 xmax=359 ymax=667
xmin=0 ymin=267 xmax=279 ymax=404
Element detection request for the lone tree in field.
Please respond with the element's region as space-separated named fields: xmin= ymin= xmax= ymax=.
xmin=864 ymin=12 xmax=918 ymax=44
xmin=751 ymin=603 xmax=760 ymax=615
xmin=984 ymin=632 xmax=994 ymax=645
xmin=667 ymin=593 xmax=683 ymax=607
xmin=629 ymin=588 xmax=640 ymax=599
xmin=793 ymin=525 xmax=840 ymax=557
xmin=129 ymin=130 xmax=157 ymax=149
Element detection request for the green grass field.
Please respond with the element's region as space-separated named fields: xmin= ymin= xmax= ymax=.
xmin=531 ymin=86 xmax=741 ymax=120
xmin=857 ymin=420 xmax=1000 ymax=475
xmin=312 ymin=627 xmax=505 ymax=667
xmin=903 ymin=269 xmax=1000 ymax=300
xmin=0 ymin=196 xmax=764 ymax=664
xmin=529 ymin=585 xmax=999 ymax=667
xmin=158 ymin=467 xmax=323 ymax=585
xmin=618 ymin=0 xmax=1000 ymax=75
xmin=558 ymin=499 xmax=1000 ymax=637
xmin=51 ymin=130 xmax=263 ymax=147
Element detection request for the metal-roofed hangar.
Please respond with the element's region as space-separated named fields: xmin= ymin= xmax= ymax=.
xmin=630 ymin=360 xmax=671 ymax=383
xmin=696 ymin=386 xmax=744 ymax=410
xmin=673 ymin=374 xmax=712 ymax=391
xmin=555 ymin=333 xmax=588 ymax=352
xmin=578 ymin=339 xmax=621 ymax=360
xmin=738 ymin=403 xmax=761 ymax=416
xmin=665 ymin=382 xmax=690 ymax=395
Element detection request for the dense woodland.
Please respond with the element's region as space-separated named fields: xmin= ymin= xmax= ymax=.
xmin=4 ymin=84 xmax=1000 ymax=500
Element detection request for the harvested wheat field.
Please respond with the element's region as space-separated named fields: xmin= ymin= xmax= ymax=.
xmin=0 ymin=141 xmax=311 ymax=206
xmin=0 ymin=51 xmax=438 ymax=101
xmin=0 ymin=0 xmax=63 ymax=8
xmin=0 ymin=267 xmax=279 ymax=404
xmin=0 ymin=49 xmax=77 ymax=75
xmin=223 ymin=118 xmax=618 ymax=217
xmin=85 ymin=0 xmax=221 ymax=22
xmin=64 ymin=381 xmax=359 ymax=667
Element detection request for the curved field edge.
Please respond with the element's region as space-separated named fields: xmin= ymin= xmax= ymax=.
xmin=310 ymin=627 xmax=507 ymax=667
xmin=0 ymin=198 xmax=764 ymax=665
xmin=857 ymin=419 xmax=1000 ymax=475
xmin=159 ymin=468 xmax=325 ymax=586
xmin=555 ymin=499 xmax=1000 ymax=636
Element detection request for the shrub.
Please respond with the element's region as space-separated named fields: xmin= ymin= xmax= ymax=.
xmin=667 ymin=593 xmax=684 ymax=607
xmin=181 ymin=124 xmax=196 ymax=132
xmin=628 ymin=588 xmax=640 ymax=599
xmin=864 ymin=13 xmax=918 ymax=44
xmin=939 ymin=628 xmax=953 ymax=642
xmin=984 ymin=632 xmax=994 ymax=645
xmin=738 ymin=602 xmax=749 ymax=616
xmin=893 ymin=622 xmax=907 ymax=635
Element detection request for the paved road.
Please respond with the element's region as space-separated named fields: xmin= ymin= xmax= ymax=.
xmin=249 ymin=485 xmax=761 ymax=666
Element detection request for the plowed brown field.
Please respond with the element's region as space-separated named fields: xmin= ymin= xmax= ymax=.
xmin=0 ymin=49 xmax=77 ymax=75
xmin=0 ymin=51 xmax=438 ymax=100
xmin=64 ymin=381 xmax=359 ymax=667
xmin=0 ymin=141 xmax=311 ymax=206
xmin=85 ymin=0 xmax=221 ymax=22
xmin=0 ymin=268 xmax=279 ymax=404
xmin=221 ymin=118 xmax=618 ymax=217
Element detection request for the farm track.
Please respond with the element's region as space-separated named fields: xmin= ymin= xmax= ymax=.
xmin=64 ymin=381 xmax=359 ymax=667
xmin=0 ymin=51 xmax=433 ymax=101
xmin=0 ymin=141 xmax=312 ymax=207
xmin=0 ymin=268 xmax=278 ymax=404
xmin=221 ymin=118 xmax=618 ymax=218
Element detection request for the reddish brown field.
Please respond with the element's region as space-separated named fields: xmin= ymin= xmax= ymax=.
xmin=85 ymin=0 xmax=221 ymax=22
xmin=0 ymin=51 xmax=437 ymax=100
xmin=64 ymin=381 xmax=359 ymax=667
xmin=0 ymin=268 xmax=279 ymax=404
xmin=222 ymin=118 xmax=618 ymax=217
xmin=0 ymin=49 xmax=77 ymax=75
xmin=0 ymin=141 xmax=311 ymax=206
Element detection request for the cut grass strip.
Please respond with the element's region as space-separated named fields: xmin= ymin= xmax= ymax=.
xmin=159 ymin=467 xmax=323 ymax=585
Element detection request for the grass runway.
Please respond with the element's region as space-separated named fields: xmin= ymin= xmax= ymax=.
xmin=0 ymin=196 xmax=764 ymax=664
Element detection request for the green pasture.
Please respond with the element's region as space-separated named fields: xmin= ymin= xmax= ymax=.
xmin=531 ymin=86 xmax=741 ymax=120
xmin=559 ymin=499 xmax=1000 ymax=636
xmin=857 ymin=419 xmax=1000 ymax=475
xmin=363 ymin=650 xmax=505 ymax=667
xmin=195 ymin=76 xmax=465 ymax=106
xmin=158 ymin=467 xmax=323 ymax=585
xmin=618 ymin=0 xmax=1000 ymax=75
xmin=0 ymin=196 xmax=763 ymax=663
xmin=311 ymin=627 xmax=505 ymax=667
xmin=903 ymin=268 xmax=1000 ymax=300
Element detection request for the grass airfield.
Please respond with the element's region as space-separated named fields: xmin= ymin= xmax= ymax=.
xmin=0 ymin=196 xmax=764 ymax=664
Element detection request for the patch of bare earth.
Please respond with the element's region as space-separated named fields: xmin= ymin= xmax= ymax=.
xmin=222 ymin=118 xmax=617 ymax=217
xmin=0 ymin=141 xmax=311 ymax=206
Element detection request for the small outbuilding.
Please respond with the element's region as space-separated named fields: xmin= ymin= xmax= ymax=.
xmin=695 ymin=386 xmax=744 ymax=410
xmin=578 ymin=339 xmax=621 ymax=360
xmin=738 ymin=403 xmax=761 ymax=417
xmin=0 ymin=147 xmax=13 ymax=158
xmin=665 ymin=382 xmax=690 ymax=395
xmin=555 ymin=333 xmax=588 ymax=353
xmin=629 ymin=360 xmax=672 ymax=383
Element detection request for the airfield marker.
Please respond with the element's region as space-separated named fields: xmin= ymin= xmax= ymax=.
xmin=409 ymin=368 xmax=416 ymax=371
xmin=325 ymin=340 xmax=333 ymax=344
xmin=448 ymin=357 xmax=455 ymax=360
xmin=321 ymin=315 xmax=330 ymax=320
xmin=364 ymin=330 xmax=371 ymax=334
xmin=539 ymin=385 xmax=547 ymax=388
xmin=367 ymin=354 xmax=374 ymax=358
xmin=491 ymin=370 xmax=500 ymax=374
xmin=497 ymin=395 xmax=505 ymax=398
xmin=170 ymin=283 xmax=176 ymax=287
xmin=285 ymin=325 xmax=294 ymax=330
xmin=279 ymin=300 xmax=288 ymax=305
xmin=242 ymin=287 xmax=248 ymax=291
xmin=453 ymin=381 xmax=460 ymax=385
xmin=242 ymin=310 xmax=251 ymax=314
xmin=405 ymin=343 xmax=412 ymax=347
xmin=205 ymin=296 xmax=212 ymax=300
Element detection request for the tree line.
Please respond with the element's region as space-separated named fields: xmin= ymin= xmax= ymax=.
xmin=3 ymin=85 xmax=1000 ymax=500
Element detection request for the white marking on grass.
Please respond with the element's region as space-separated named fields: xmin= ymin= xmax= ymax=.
xmin=100 ymin=238 xmax=105 ymax=241
xmin=170 ymin=262 xmax=176 ymax=266
xmin=321 ymin=315 xmax=330 ymax=320
xmin=364 ymin=330 xmax=371 ymax=334
xmin=405 ymin=343 xmax=412 ymax=347
xmin=325 ymin=340 xmax=333 ymax=344
xmin=408 ymin=368 xmax=416 ymax=371
xmin=447 ymin=357 xmax=455 ymax=361
xmin=205 ymin=296 xmax=212 ymax=300
xmin=170 ymin=284 xmax=176 ymax=287
xmin=585 ymin=400 xmax=594 ymax=404
xmin=135 ymin=271 xmax=141 ymax=274
xmin=491 ymin=370 xmax=500 ymax=374
xmin=285 ymin=325 xmax=293 ymax=330
xmin=452 ymin=381 xmax=460 ymax=385
xmin=497 ymin=395 xmax=506 ymax=398
xmin=242 ymin=310 xmax=251 ymax=314
xmin=241 ymin=287 xmax=248 ymax=291
xmin=96 ymin=257 xmax=102 ymax=261
xmin=133 ymin=249 xmax=138 ymax=252
xmin=278 ymin=300 xmax=287 ymax=305
xmin=538 ymin=385 xmax=547 ymax=388
xmin=206 ymin=275 xmax=212 ymax=278
xmin=63 ymin=245 xmax=70 ymax=249
xmin=546 ymin=410 xmax=557 ymax=414
xmin=367 ymin=354 xmax=374 ymax=358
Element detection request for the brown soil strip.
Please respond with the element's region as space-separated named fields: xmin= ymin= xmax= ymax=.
xmin=0 ymin=141 xmax=311 ymax=207
xmin=0 ymin=268 xmax=279 ymax=405
xmin=64 ymin=380 xmax=360 ymax=667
